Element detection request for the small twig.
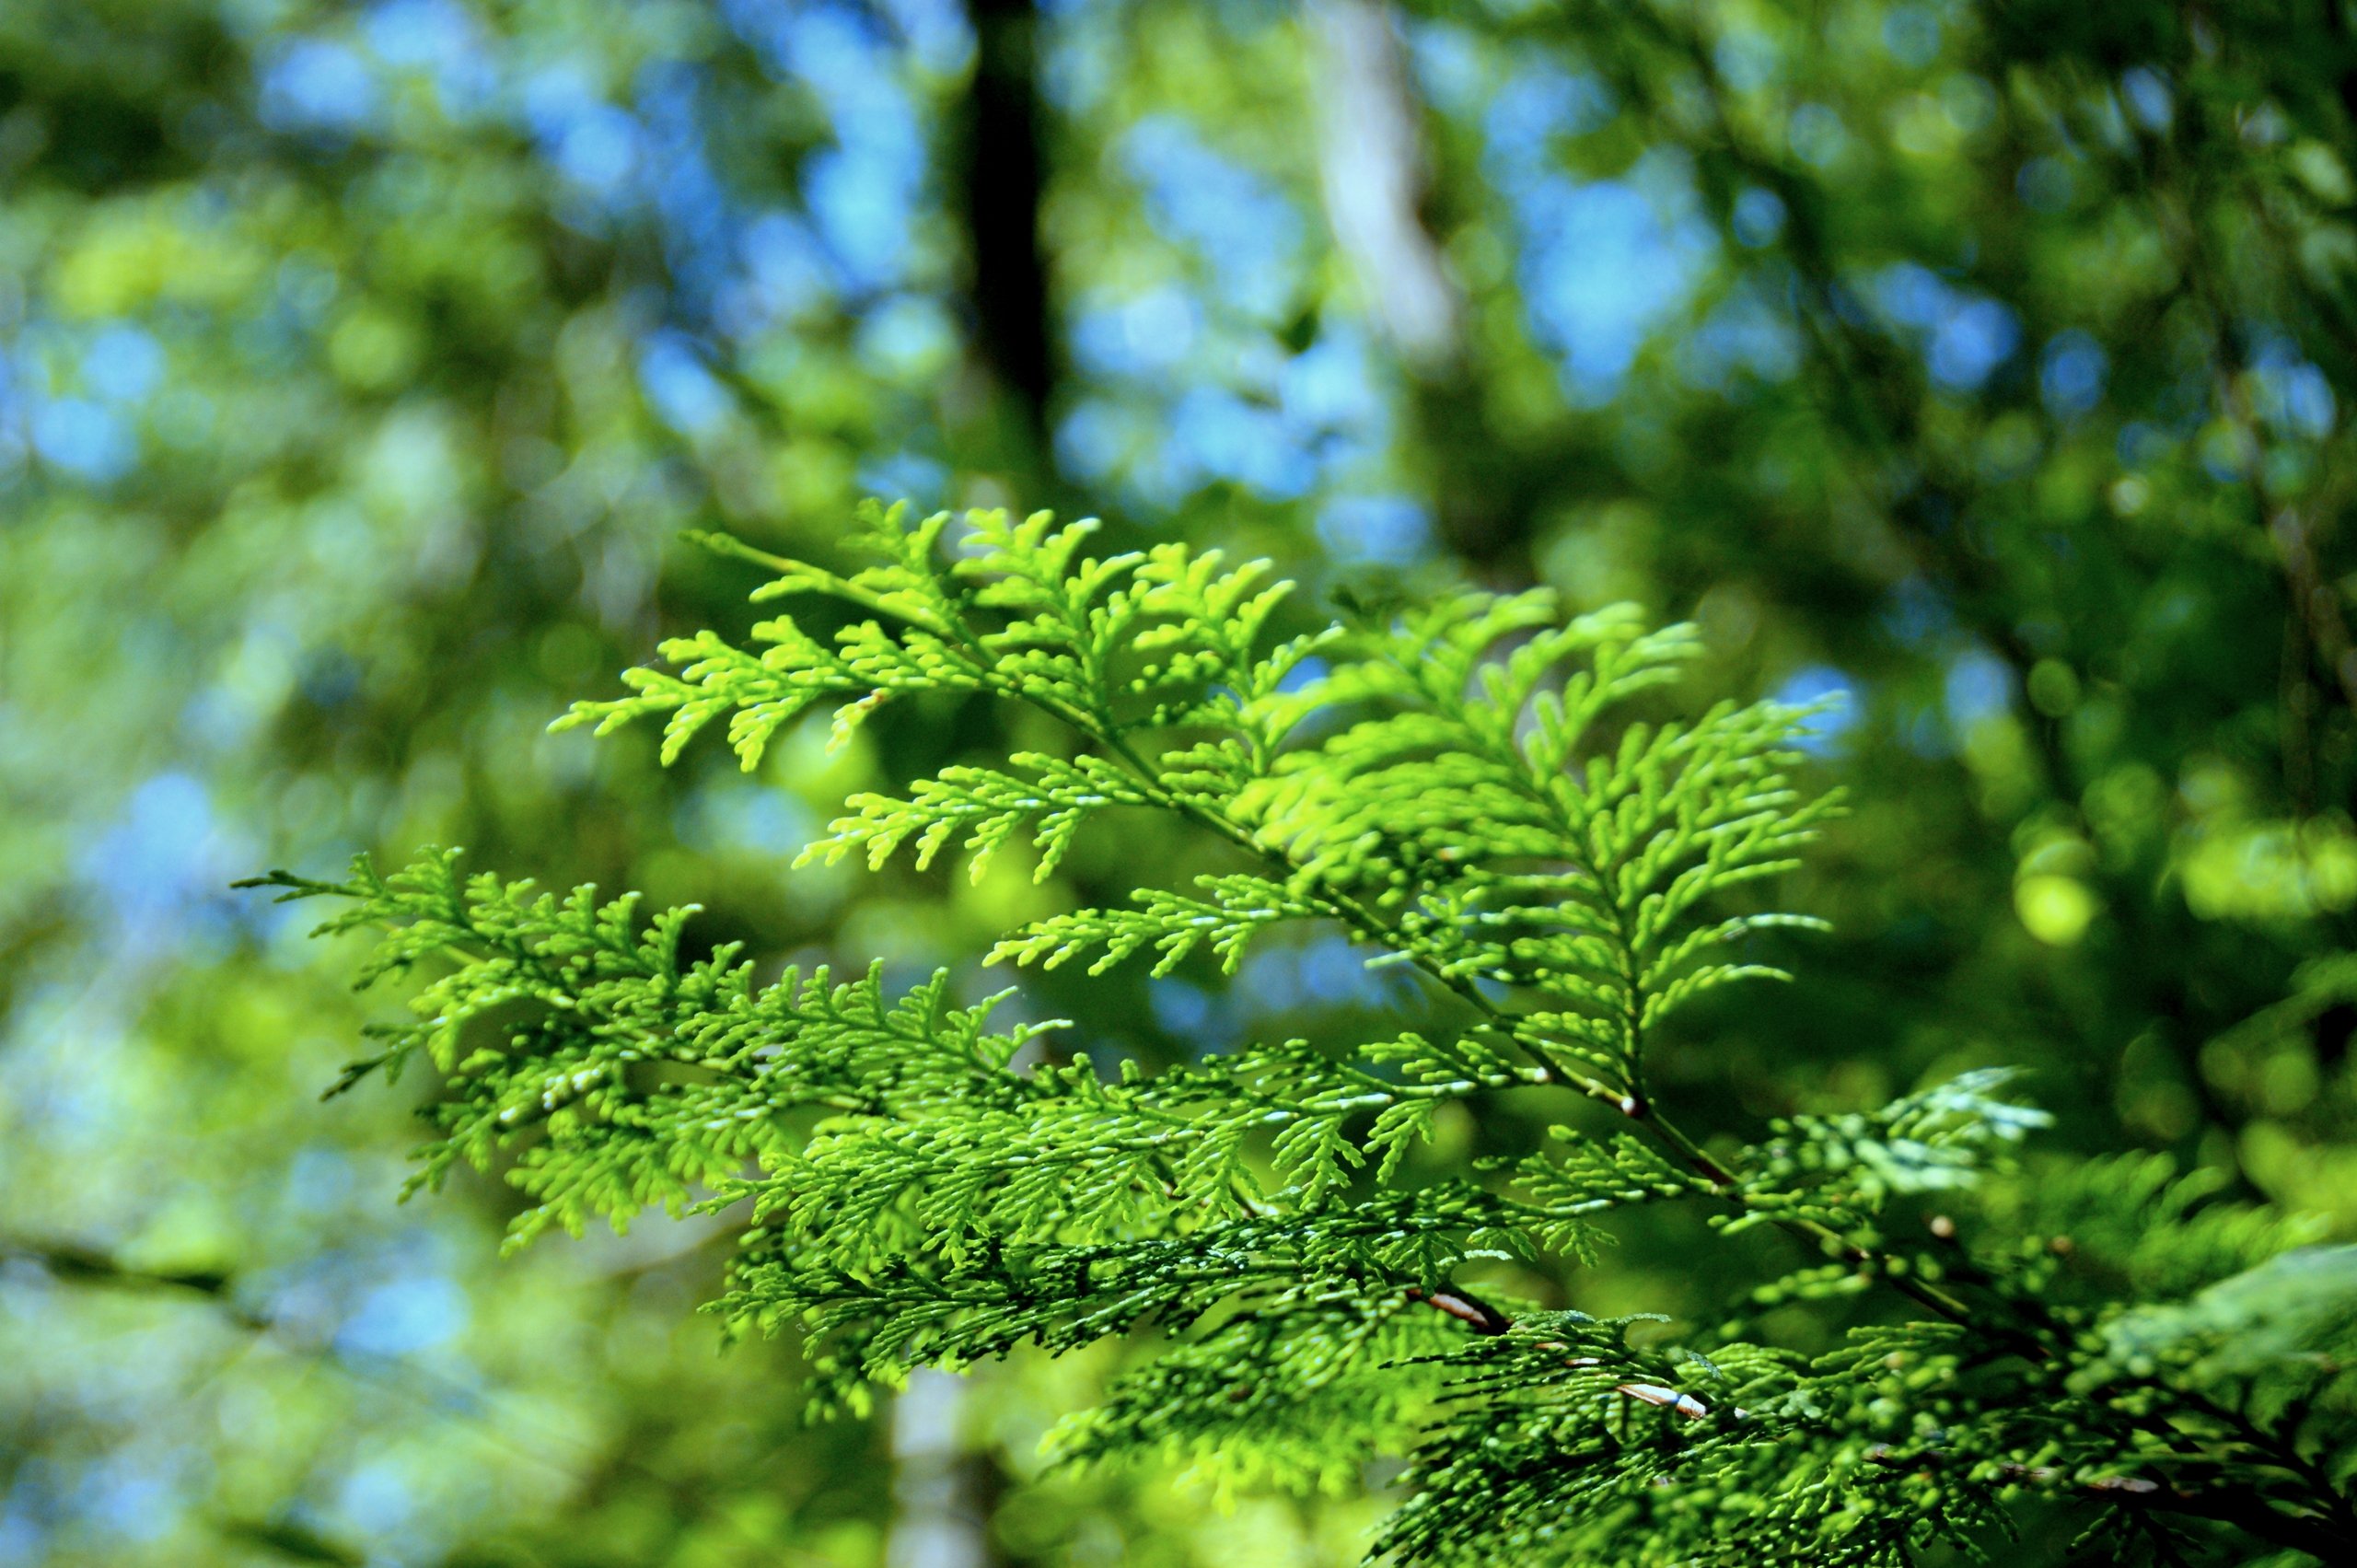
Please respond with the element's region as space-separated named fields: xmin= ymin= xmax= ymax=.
xmin=2 ymin=1234 xmax=269 ymax=1330
xmin=1405 ymin=1283 xmax=1514 ymax=1336
xmin=1405 ymin=1286 xmax=1734 ymax=1421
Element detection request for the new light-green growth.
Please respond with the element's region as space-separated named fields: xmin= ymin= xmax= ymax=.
xmin=247 ymin=504 xmax=2357 ymax=1564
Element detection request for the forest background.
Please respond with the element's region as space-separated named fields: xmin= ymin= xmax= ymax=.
xmin=6 ymin=1 xmax=2357 ymax=1564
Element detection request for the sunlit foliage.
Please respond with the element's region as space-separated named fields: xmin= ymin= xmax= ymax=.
xmin=266 ymin=510 xmax=2357 ymax=1563
xmin=11 ymin=1 xmax=2357 ymax=1563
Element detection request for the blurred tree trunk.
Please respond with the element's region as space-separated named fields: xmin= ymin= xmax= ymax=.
xmin=1306 ymin=0 xmax=1459 ymax=374
xmin=960 ymin=0 xmax=1056 ymax=476
xmin=887 ymin=1369 xmax=993 ymax=1568
xmin=1306 ymin=0 xmax=1539 ymax=578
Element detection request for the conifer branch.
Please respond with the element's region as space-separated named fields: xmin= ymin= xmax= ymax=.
xmin=259 ymin=502 xmax=2357 ymax=1565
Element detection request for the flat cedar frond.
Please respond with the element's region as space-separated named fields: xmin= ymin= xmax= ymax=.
xmin=801 ymin=750 xmax=1151 ymax=880
xmin=255 ymin=502 xmax=2357 ymax=1565
xmin=986 ymin=872 xmax=1323 ymax=974
xmin=1043 ymin=1289 xmax=1463 ymax=1501
xmin=1716 ymin=1067 xmax=2057 ymax=1233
